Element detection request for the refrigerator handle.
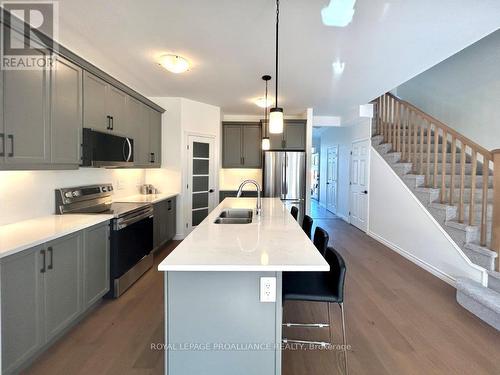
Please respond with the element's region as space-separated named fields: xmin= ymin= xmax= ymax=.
xmin=281 ymin=155 xmax=286 ymax=199
xmin=284 ymin=154 xmax=288 ymax=196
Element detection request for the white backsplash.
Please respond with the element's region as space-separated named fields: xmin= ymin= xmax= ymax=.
xmin=0 ymin=168 xmax=146 ymax=226
xmin=219 ymin=169 xmax=262 ymax=191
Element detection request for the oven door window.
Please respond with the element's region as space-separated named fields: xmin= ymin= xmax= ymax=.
xmin=110 ymin=216 xmax=153 ymax=279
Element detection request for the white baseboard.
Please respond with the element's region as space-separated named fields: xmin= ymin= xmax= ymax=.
xmin=337 ymin=214 xmax=349 ymax=223
xmin=367 ymin=230 xmax=456 ymax=287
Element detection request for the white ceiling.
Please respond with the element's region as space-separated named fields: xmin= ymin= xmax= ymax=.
xmin=56 ymin=0 xmax=500 ymax=117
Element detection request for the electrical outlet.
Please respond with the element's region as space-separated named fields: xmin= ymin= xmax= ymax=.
xmin=260 ymin=277 xmax=276 ymax=303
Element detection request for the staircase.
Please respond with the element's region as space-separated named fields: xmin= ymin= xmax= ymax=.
xmin=372 ymin=93 xmax=500 ymax=330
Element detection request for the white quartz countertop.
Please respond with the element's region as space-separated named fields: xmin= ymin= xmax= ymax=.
xmin=158 ymin=198 xmax=329 ymax=272
xmin=0 ymin=214 xmax=112 ymax=259
xmin=115 ymin=192 xmax=179 ymax=204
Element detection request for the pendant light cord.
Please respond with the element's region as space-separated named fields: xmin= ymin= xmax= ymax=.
xmin=264 ymin=80 xmax=269 ymax=137
xmin=275 ymin=0 xmax=279 ymax=109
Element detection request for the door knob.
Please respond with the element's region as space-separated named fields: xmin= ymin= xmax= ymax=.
xmin=363 ymin=190 xmax=368 ymax=194
xmin=209 ymin=189 xmax=214 ymax=193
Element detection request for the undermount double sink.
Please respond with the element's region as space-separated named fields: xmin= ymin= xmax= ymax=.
xmin=214 ymin=209 xmax=253 ymax=224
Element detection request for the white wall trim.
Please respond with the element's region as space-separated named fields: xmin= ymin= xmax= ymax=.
xmin=367 ymin=230 xmax=456 ymax=287
xmin=369 ymin=147 xmax=488 ymax=286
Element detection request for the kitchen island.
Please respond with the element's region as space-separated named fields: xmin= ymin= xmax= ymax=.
xmin=158 ymin=198 xmax=328 ymax=375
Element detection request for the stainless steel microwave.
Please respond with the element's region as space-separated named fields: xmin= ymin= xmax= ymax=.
xmin=81 ymin=128 xmax=134 ymax=167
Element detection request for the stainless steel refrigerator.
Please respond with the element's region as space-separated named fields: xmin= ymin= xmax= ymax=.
xmin=263 ymin=151 xmax=306 ymax=222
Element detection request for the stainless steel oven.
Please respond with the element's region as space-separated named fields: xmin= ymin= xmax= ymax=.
xmin=55 ymin=184 xmax=155 ymax=298
xmin=109 ymin=205 xmax=154 ymax=297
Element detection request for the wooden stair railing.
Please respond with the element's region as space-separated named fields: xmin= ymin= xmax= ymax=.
xmin=373 ymin=93 xmax=499 ymax=270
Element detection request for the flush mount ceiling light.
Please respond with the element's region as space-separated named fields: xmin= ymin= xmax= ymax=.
xmin=269 ymin=0 xmax=284 ymax=134
xmin=158 ymin=54 xmax=190 ymax=73
xmin=261 ymin=75 xmax=271 ymax=151
xmin=254 ymin=97 xmax=274 ymax=108
xmin=321 ymin=0 xmax=356 ymax=27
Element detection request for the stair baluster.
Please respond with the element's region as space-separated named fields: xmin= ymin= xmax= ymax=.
xmin=481 ymin=158 xmax=489 ymax=246
xmin=419 ymin=118 xmax=425 ymax=175
xmin=425 ymin=121 xmax=432 ymax=187
xmin=469 ymin=150 xmax=477 ymax=226
xmin=449 ymin=137 xmax=457 ymax=205
xmin=441 ymin=130 xmax=447 ymax=202
xmin=459 ymin=146 xmax=466 ymax=223
xmin=433 ymin=126 xmax=439 ymax=189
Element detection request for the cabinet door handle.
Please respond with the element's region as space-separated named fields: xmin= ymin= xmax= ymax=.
xmin=281 ymin=139 xmax=286 ymax=149
xmin=107 ymin=115 xmax=111 ymax=130
xmin=110 ymin=116 xmax=114 ymax=130
xmin=242 ymin=157 xmax=245 ymax=165
xmin=0 ymin=133 xmax=4 ymax=157
xmin=48 ymin=246 xmax=53 ymax=270
xmin=8 ymin=134 xmax=14 ymax=157
xmin=40 ymin=249 xmax=46 ymax=273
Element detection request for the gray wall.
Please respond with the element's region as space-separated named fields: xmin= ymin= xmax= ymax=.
xmin=396 ymin=29 xmax=500 ymax=150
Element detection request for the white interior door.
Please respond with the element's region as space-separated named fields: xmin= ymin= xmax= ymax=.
xmin=350 ymin=139 xmax=369 ymax=232
xmin=326 ymin=146 xmax=338 ymax=214
xmin=186 ymin=135 xmax=217 ymax=233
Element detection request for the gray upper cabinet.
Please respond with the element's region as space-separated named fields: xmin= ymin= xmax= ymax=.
xmin=1 ymin=19 xmax=164 ymax=171
xmin=83 ymin=223 xmax=110 ymax=308
xmin=127 ymin=98 xmax=162 ymax=168
xmin=83 ymin=71 xmax=128 ymax=135
xmin=284 ymin=120 xmax=306 ymax=150
xmin=1 ymin=246 xmax=44 ymax=374
xmin=149 ymin=108 xmax=162 ymax=167
xmin=50 ymin=56 xmax=82 ymax=165
xmin=44 ymin=233 xmax=82 ymax=343
xmin=107 ymin=85 xmax=127 ymax=135
xmin=264 ymin=120 xmax=306 ymax=151
xmin=127 ymin=96 xmax=150 ymax=166
xmin=222 ymin=122 xmax=262 ymax=168
xmin=242 ymin=125 xmax=262 ymax=167
xmin=3 ymin=48 xmax=50 ymax=165
xmin=223 ymin=124 xmax=243 ymax=168
xmin=83 ymin=71 xmax=109 ymax=133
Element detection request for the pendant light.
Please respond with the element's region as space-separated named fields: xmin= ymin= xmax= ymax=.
xmin=269 ymin=0 xmax=284 ymax=134
xmin=261 ymin=75 xmax=271 ymax=150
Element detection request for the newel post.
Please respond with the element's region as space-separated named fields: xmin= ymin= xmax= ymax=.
xmin=491 ymin=149 xmax=500 ymax=271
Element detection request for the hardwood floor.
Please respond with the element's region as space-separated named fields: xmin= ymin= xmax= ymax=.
xmin=25 ymin=220 xmax=500 ymax=375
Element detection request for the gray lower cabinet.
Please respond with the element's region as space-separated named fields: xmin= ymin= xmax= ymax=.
xmin=222 ymin=122 xmax=262 ymax=168
xmin=153 ymin=197 xmax=177 ymax=249
xmin=0 ymin=222 xmax=110 ymax=374
xmin=44 ymin=233 xmax=82 ymax=343
xmin=83 ymin=223 xmax=110 ymax=308
xmin=1 ymin=246 xmax=44 ymax=374
xmin=50 ymin=56 xmax=82 ymax=165
xmin=2 ymin=48 xmax=50 ymax=165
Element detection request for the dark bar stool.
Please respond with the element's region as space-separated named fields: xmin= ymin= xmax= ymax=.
xmin=313 ymin=226 xmax=329 ymax=256
xmin=290 ymin=206 xmax=299 ymax=221
xmin=283 ymin=246 xmax=348 ymax=374
xmin=302 ymin=214 xmax=313 ymax=239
